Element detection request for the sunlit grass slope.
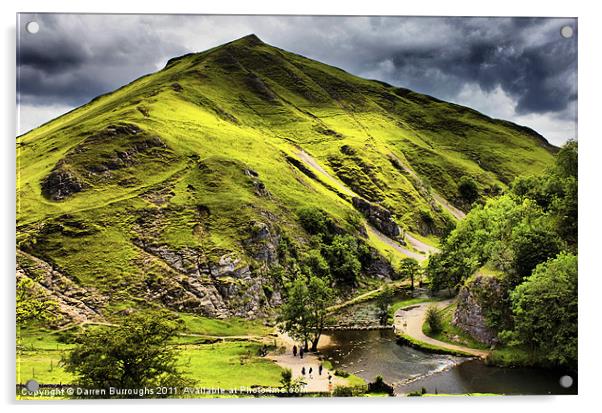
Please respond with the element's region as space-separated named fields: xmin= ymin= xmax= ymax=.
xmin=16 ymin=34 xmax=555 ymax=312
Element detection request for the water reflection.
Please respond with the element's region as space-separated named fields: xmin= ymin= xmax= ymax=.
xmin=320 ymin=329 xmax=577 ymax=395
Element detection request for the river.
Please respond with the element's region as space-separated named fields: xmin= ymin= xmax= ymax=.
xmin=320 ymin=329 xmax=577 ymax=395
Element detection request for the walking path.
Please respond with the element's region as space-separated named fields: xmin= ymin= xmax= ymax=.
xmin=269 ymin=332 xmax=346 ymax=393
xmin=366 ymin=225 xmax=425 ymax=261
xmin=393 ymin=299 xmax=489 ymax=358
xmin=405 ymin=233 xmax=438 ymax=255
xmin=295 ymin=149 xmax=449 ymax=262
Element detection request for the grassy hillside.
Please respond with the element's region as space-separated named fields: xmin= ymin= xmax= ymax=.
xmin=16 ymin=34 xmax=555 ymax=324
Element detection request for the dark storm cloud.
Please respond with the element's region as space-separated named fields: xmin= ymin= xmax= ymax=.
xmin=17 ymin=14 xmax=577 ymax=142
xmin=18 ymin=13 xmax=188 ymax=106
xmin=305 ymin=16 xmax=578 ymax=116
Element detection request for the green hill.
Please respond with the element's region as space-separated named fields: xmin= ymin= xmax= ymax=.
xmin=16 ymin=34 xmax=555 ymax=323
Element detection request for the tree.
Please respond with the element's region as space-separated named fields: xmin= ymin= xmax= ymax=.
xmin=505 ymin=253 xmax=577 ymax=368
xmin=16 ymin=277 xmax=60 ymax=325
xmin=504 ymin=223 xmax=562 ymax=286
xmin=375 ymin=284 xmax=394 ymax=325
xmin=397 ymin=258 xmax=421 ymax=289
xmin=63 ymin=310 xmax=189 ymax=396
xmin=306 ymin=275 xmax=334 ymax=351
xmin=278 ymin=278 xmax=312 ymax=350
xmin=511 ymin=140 xmax=577 ymax=247
xmin=555 ymin=139 xmax=578 ymax=179
xmin=458 ymin=175 xmax=479 ymax=205
xmin=323 ymin=235 xmax=362 ymax=285
xmin=279 ymin=274 xmax=334 ymax=351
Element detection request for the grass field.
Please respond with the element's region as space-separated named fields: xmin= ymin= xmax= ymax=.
xmin=179 ymin=313 xmax=272 ymax=337
xmin=178 ymin=341 xmax=283 ymax=390
xmin=17 ymin=321 xmax=282 ymax=390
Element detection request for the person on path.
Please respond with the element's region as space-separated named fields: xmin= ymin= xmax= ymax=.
xmin=309 ymin=367 xmax=313 ymax=379
xmin=301 ymin=367 xmax=306 ymax=376
xmin=319 ymin=363 xmax=323 ymax=376
xmin=328 ymin=374 xmax=332 ymax=383
xmin=299 ymin=348 xmax=304 ymax=359
xmin=292 ymin=345 xmax=297 ymax=357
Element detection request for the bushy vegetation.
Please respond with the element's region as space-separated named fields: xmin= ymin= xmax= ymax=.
xmin=279 ymin=368 xmax=306 ymax=395
xmin=16 ymin=278 xmax=59 ymax=325
xmin=503 ymin=252 xmax=577 ymax=367
xmin=63 ymin=310 xmax=189 ymax=397
xmin=297 ymin=207 xmax=370 ymax=286
xmin=368 ymin=375 xmax=394 ymax=396
xmin=424 ymin=305 xmax=443 ymax=334
xmin=457 ymin=175 xmax=480 ymax=205
xmin=426 ymin=141 xmax=578 ymax=368
xmin=375 ymin=284 xmax=394 ymax=325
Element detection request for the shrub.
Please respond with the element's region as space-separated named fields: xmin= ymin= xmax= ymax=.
xmin=425 ymin=305 xmax=443 ymax=334
xmin=458 ymin=175 xmax=479 ymax=204
xmin=297 ymin=207 xmax=337 ymax=239
xmin=368 ymin=375 xmax=394 ymax=395
xmin=63 ymin=310 xmax=190 ymax=397
xmin=332 ymin=384 xmax=367 ymax=397
xmin=323 ymin=235 xmax=361 ymax=285
xmin=332 ymin=386 xmax=354 ymax=397
xmin=334 ymin=369 xmax=350 ymax=378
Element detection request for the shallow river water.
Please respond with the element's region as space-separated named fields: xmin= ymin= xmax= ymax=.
xmin=320 ymin=329 xmax=577 ymax=395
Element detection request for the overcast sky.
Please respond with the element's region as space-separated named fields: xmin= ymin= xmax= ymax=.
xmin=17 ymin=14 xmax=577 ymax=145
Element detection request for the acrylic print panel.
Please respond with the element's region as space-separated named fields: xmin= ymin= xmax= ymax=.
xmin=16 ymin=14 xmax=578 ymax=399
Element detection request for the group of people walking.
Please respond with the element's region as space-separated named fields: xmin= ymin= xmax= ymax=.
xmin=292 ymin=345 xmax=331 ymax=383
xmin=299 ymin=365 xmax=329 ymax=381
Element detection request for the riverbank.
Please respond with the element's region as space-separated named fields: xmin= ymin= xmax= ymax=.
xmin=393 ymin=300 xmax=490 ymax=359
xmin=269 ymin=331 xmax=365 ymax=394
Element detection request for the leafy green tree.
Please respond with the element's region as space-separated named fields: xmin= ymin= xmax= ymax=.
xmin=16 ymin=277 xmax=60 ymax=325
xmin=458 ymin=175 xmax=479 ymax=205
xmin=397 ymin=258 xmax=421 ymax=289
xmin=279 ymin=274 xmax=334 ymax=351
xmin=551 ymin=176 xmax=577 ymax=247
xmin=504 ymin=224 xmax=562 ymax=286
xmin=323 ymin=234 xmax=362 ymax=285
xmin=511 ymin=140 xmax=577 ymax=247
xmin=307 ymin=275 xmax=334 ymax=351
xmin=278 ymin=278 xmax=312 ymax=350
xmin=555 ymin=139 xmax=578 ymax=179
xmin=504 ymin=253 xmax=577 ymax=368
xmin=375 ymin=284 xmax=394 ymax=325
xmin=63 ymin=310 xmax=189 ymax=396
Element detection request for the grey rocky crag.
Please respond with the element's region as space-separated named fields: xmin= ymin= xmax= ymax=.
xmin=452 ymin=274 xmax=504 ymax=345
xmin=41 ymin=163 xmax=86 ymax=201
xmin=131 ymin=215 xmax=285 ymax=319
xmin=16 ymin=250 xmax=104 ymax=325
xmin=352 ymin=197 xmax=401 ymax=239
